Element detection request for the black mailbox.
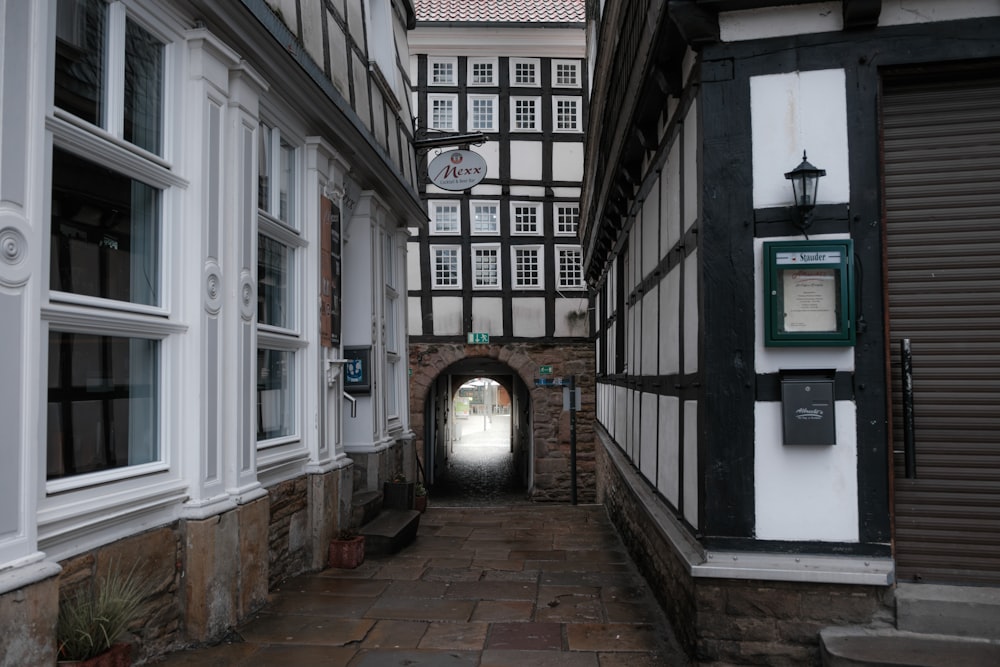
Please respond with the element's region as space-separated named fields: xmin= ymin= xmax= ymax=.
xmin=781 ymin=375 xmax=836 ymax=445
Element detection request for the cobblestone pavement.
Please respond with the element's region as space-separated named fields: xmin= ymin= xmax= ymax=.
xmin=430 ymin=415 xmax=526 ymax=507
xmin=155 ymin=504 xmax=690 ymax=666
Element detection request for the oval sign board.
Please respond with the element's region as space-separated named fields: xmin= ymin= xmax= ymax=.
xmin=428 ymin=149 xmax=487 ymax=191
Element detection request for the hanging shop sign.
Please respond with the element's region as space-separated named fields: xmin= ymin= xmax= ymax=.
xmin=428 ymin=149 xmax=487 ymax=191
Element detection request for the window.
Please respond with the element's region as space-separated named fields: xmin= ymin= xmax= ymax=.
xmin=511 ymin=97 xmax=539 ymax=131
xmin=557 ymin=246 xmax=584 ymax=288
xmin=47 ymin=0 xmax=173 ymax=483
xmin=468 ymin=58 xmax=497 ymax=86
xmin=512 ymin=203 xmax=541 ymax=235
xmin=471 ymin=201 xmax=499 ymax=235
xmin=428 ymin=94 xmax=456 ymax=131
xmin=468 ymin=95 xmax=497 ymax=132
xmin=554 ymin=97 xmax=581 ymax=132
xmin=556 ymin=205 xmax=580 ymax=236
xmin=257 ymin=123 xmax=304 ymax=445
xmin=553 ymin=60 xmax=580 ymax=87
xmin=384 ymin=233 xmax=401 ymax=420
xmin=512 ymin=58 xmax=539 ymax=86
xmin=472 ymin=245 xmax=501 ymax=289
xmin=429 ymin=57 xmax=456 ymax=85
xmin=429 ymin=201 xmax=460 ymax=234
xmin=432 ymin=246 xmax=461 ymax=288
xmin=512 ymin=246 xmax=543 ymax=289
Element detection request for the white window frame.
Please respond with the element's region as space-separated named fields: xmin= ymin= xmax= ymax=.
xmin=511 ymin=58 xmax=540 ymax=87
xmin=511 ymin=245 xmax=544 ymax=290
xmin=555 ymin=205 xmax=580 ymax=236
xmin=472 ymin=243 xmax=502 ymax=290
xmin=383 ymin=231 xmax=403 ymax=424
xmin=552 ymin=59 xmax=581 ymax=88
xmin=468 ymin=94 xmax=498 ymax=132
xmin=429 ymin=56 xmax=457 ymax=85
xmin=428 ymin=94 xmax=457 ymax=131
xmin=510 ymin=96 xmax=540 ymax=131
xmin=431 ymin=245 xmax=462 ymax=289
xmin=553 ymin=96 xmax=581 ymax=132
xmin=511 ymin=202 xmax=542 ymax=236
xmin=468 ymin=57 xmax=497 ymax=86
xmin=44 ymin=0 xmax=183 ymax=496
xmin=556 ymin=245 xmax=585 ymax=289
xmin=428 ymin=200 xmax=461 ymax=235
xmin=470 ymin=200 xmax=500 ymax=235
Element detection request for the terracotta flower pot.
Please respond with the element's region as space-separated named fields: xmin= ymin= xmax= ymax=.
xmin=59 ymin=642 xmax=132 ymax=667
xmin=328 ymin=535 xmax=365 ymax=569
xmin=414 ymin=494 xmax=427 ymax=513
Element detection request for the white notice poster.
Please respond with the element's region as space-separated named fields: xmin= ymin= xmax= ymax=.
xmin=781 ymin=268 xmax=837 ymax=332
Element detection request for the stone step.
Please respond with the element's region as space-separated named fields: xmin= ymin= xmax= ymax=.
xmin=820 ymin=627 xmax=1000 ymax=667
xmin=360 ymin=509 xmax=420 ymax=556
xmin=350 ymin=490 xmax=383 ymax=529
xmin=896 ymin=583 xmax=1000 ymax=640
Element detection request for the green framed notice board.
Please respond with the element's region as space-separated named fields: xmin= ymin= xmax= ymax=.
xmin=764 ymin=240 xmax=855 ymax=347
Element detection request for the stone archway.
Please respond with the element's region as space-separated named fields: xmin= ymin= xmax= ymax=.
xmin=408 ymin=342 xmax=596 ymax=502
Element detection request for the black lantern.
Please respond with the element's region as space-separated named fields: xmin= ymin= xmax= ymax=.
xmin=784 ymin=150 xmax=826 ymax=233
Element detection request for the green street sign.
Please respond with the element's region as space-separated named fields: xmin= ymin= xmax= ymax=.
xmin=540 ymin=365 xmax=553 ymax=375
xmin=467 ymin=332 xmax=490 ymax=344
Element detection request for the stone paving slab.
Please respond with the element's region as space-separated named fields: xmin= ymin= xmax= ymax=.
xmin=155 ymin=505 xmax=690 ymax=667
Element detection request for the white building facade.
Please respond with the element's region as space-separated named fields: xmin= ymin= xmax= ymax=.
xmin=0 ymin=0 xmax=422 ymax=662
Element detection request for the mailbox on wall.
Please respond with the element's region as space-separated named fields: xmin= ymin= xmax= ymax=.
xmin=781 ymin=374 xmax=836 ymax=445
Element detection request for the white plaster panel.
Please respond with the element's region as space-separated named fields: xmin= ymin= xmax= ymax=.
xmin=511 ymin=297 xmax=545 ymax=337
xmin=683 ymin=250 xmax=699 ymax=374
xmin=663 ymin=143 xmax=681 ymax=251
xmin=754 ymin=401 xmax=859 ymax=541
xmin=470 ymin=184 xmax=503 ymax=196
xmin=407 ymin=296 xmax=423 ymax=336
xmin=509 ymin=141 xmax=542 ymax=181
xmin=328 ymin=17 xmax=349 ymax=96
xmin=432 ymin=296 xmax=463 ymax=335
xmin=510 ymin=186 xmax=545 ymax=198
xmin=473 ymin=142 xmax=502 ymax=182
xmin=683 ymin=100 xmax=699 ymax=232
xmin=630 ymin=389 xmax=639 ymax=461
xmin=552 ymin=187 xmax=581 ymax=199
xmin=640 ymin=392 xmax=659 ymax=483
xmin=879 ymin=0 xmax=1000 ymax=25
xmin=683 ymin=400 xmax=699 ymax=528
xmin=753 ymin=235 xmax=855 ymax=373
xmin=751 ymin=69 xmax=849 ymax=209
xmin=472 ymin=297 xmax=503 ymax=335
xmin=406 ymin=241 xmax=422 ymax=290
xmin=658 ymin=395 xmax=681 ymax=507
xmin=720 ymin=3 xmax=842 ymax=41
xmin=615 ymin=385 xmax=627 ymax=446
xmin=629 ymin=303 xmax=639 ymax=378
xmin=660 ymin=266 xmax=681 ymax=375
xmin=554 ymin=298 xmax=589 ymax=337
xmin=642 ymin=191 xmax=659 ymax=276
xmin=300 ymin=1 xmax=324 ymax=66
xmin=642 ymin=288 xmax=658 ymax=375
xmin=552 ymin=142 xmax=585 ymax=182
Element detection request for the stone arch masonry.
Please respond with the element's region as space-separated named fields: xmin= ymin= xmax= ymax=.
xmin=409 ymin=341 xmax=596 ymax=503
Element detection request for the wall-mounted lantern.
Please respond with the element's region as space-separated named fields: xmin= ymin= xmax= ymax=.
xmin=784 ymin=150 xmax=826 ymax=234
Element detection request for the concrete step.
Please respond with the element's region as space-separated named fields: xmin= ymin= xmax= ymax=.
xmin=896 ymin=583 xmax=1000 ymax=640
xmin=820 ymin=627 xmax=1000 ymax=667
xmin=350 ymin=490 xmax=383 ymax=529
xmin=360 ymin=509 xmax=420 ymax=556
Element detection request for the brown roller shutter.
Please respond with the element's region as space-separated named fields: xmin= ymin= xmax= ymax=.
xmin=883 ymin=66 xmax=1000 ymax=586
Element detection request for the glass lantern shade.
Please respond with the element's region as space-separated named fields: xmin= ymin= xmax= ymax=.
xmin=784 ymin=151 xmax=826 ymax=210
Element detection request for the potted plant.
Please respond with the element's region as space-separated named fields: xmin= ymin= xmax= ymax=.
xmin=414 ymin=482 xmax=428 ymax=513
xmin=383 ymin=473 xmax=415 ymax=510
xmin=57 ymin=562 xmax=149 ymax=666
xmin=328 ymin=530 xmax=365 ymax=569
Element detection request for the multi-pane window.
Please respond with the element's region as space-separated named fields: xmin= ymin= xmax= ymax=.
xmin=432 ymin=246 xmax=461 ymax=288
xmin=429 ymin=95 xmax=456 ymax=131
xmin=430 ymin=201 xmax=460 ymax=234
xmin=554 ymin=97 xmax=581 ymax=132
xmin=257 ymin=123 xmax=304 ymax=444
xmin=557 ymin=246 xmax=585 ymax=288
xmin=48 ymin=0 xmax=170 ymax=481
xmin=469 ymin=95 xmax=497 ymax=131
xmin=472 ymin=245 xmax=501 ymax=289
xmin=556 ymin=205 xmax=580 ymax=236
xmin=512 ymin=246 xmax=543 ymax=289
xmin=469 ymin=58 xmax=496 ymax=85
xmin=553 ymin=60 xmax=580 ymax=87
xmin=430 ymin=58 xmax=456 ymax=85
xmin=471 ymin=202 xmax=499 ymax=235
xmin=384 ymin=232 xmax=401 ymax=420
xmin=511 ymin=97 xmax=539 ymax=131
xmin=512 ymin=59 xmax=539 ymax=86
xmin=512 ymin=204 xmax=541 ymax=235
